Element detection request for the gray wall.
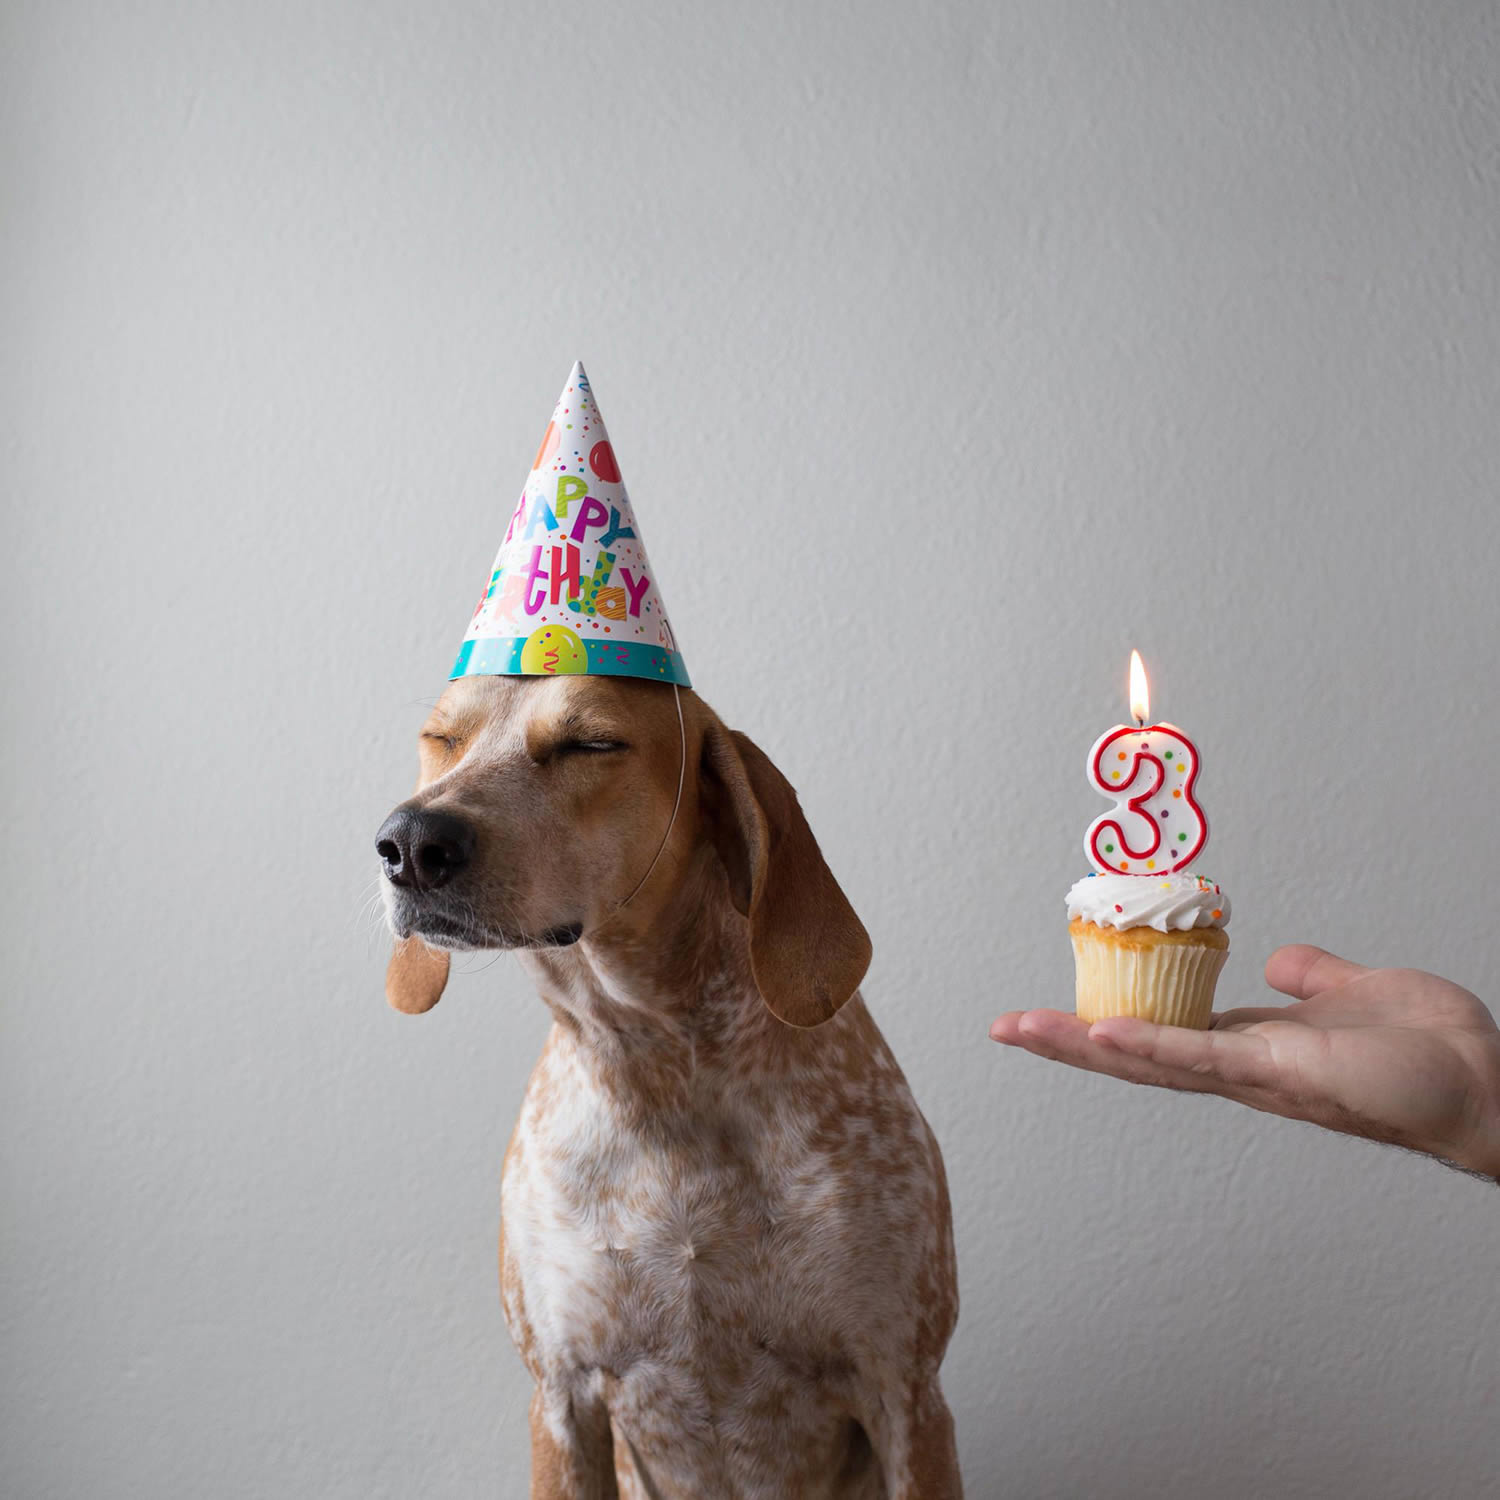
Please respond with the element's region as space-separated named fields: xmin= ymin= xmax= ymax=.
xmin=5 ymin=2 xmax=1498 ymax=1496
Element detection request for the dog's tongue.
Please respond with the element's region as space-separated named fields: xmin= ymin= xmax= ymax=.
xmin=386 ymin=938 xmax=450 ymax=1014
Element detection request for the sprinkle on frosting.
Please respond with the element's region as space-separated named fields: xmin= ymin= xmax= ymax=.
xmin=1067 ymin=872 xmax=1231 ymax=933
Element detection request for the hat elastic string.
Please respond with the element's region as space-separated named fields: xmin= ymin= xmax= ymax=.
xmin=603 ymin=682 xmax=686 ymax=922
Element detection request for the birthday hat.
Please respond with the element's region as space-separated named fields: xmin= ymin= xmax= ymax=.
xmin=450 ymin=362 xmax=691 ymax=687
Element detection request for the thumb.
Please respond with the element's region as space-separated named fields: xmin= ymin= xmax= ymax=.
xmin=1265 ymin=944 xmax=1370 ymax=1001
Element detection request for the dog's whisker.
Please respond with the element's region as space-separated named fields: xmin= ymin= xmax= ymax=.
xmin=357 ymin=878 xmax=394 ymax=949
xmin=459 ymin=947 xmax=508 ymax=976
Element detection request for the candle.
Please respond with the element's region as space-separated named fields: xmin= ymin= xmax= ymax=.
xmin=1084 ymin=650 xmax=1208 ymax=875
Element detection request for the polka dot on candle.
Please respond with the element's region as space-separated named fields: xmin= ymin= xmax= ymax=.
xmin=1114 ymin=903 xmax=1123 ymax=913
xmin=1086 ymin=722 xmax=1206 ymax=877
xmin=1211 ymin=909 xmax=1223 ymax=919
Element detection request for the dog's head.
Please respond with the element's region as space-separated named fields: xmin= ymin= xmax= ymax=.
xmin=377 ymin=675 xmax=870 ymax=1028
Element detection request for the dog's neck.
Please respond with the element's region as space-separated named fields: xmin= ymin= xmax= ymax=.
xmin=515 ymin=846 xmax=823 ymax=1120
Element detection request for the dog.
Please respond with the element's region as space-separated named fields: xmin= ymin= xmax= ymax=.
xmin=378 ymin=672 xmax=961 ymax=1499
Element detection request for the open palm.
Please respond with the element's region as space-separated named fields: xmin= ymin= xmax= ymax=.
xmin=991 ymin=946 xmax=1500 ymax=1178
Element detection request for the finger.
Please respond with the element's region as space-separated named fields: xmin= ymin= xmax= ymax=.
xmin=989 ymin=1011 xmax=1028 ymax=1044
xmin=1212 ymin=1004 xmax=1296 ymax=1029
xmin=989 ymin=1009 xmax=1092 ymax=1052
xmin=1087 ymin=1016 xmax=1279 ymax=1092
xmin=1016 ymin=1009 xmax=1100 ymax=1054
xmin=1264 ymin=944 xmax=1370 ymax=1001
xmin=995 ymin=1010 xmax=1239 ymax=1095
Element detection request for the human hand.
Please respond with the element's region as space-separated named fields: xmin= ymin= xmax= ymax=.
xmin=990 ymin=946 xmax=1500 ymax=1179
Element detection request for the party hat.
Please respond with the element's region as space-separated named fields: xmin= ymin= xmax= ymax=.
xmin=450 ymin=363 xmax=691 ymax=687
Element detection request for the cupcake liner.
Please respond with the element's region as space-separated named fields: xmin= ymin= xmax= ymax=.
xmin=1070 ymin=927 xmax=1228 ymax=1029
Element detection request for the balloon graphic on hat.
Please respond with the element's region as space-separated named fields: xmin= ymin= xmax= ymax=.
xmin=450 ymin=362 xmax=691 ymax=687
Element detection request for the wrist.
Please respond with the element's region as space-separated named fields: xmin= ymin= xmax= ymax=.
xmin=1447 ymin=1102 xmax=1500 ymax=1180
xmin=1460 ymin=1130 xmax=1500 ymax=1181
xmin=1450 ymin=1140 xmax=1500 ymax=1181
xmin=1439 ymin=1118 xmax=1500 ymax=1179
xmin=1442 ymin=1037 xmax=1500 ymax=1179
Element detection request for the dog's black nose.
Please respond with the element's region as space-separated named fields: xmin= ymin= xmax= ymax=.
xmin=375 ymin=807 xmax=475 ymax=891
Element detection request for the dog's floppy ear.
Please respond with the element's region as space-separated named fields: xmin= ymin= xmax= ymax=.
xmin=384 ymin=762 xmax=451 ymax=1014
xmin=386 ymin=936 xmax=450 ymax=1015
xmin=700 ymin=723 xmax=871 ymax=1028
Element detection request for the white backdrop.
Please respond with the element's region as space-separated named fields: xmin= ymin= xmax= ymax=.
xmin=5 ymin=3 xmax=1499 ymax=1496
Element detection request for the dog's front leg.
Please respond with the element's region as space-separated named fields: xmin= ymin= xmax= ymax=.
xmin=528 ymin=1383 xmax=618 ymax=1500
xmin=871 ymin=1377 xmax=963 ymax=1500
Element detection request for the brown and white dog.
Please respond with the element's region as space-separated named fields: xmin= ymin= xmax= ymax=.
xmin=378 ymin=673 xmax=961 ymax=1499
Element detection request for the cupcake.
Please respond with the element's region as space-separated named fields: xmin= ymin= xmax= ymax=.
xmin=1066 ymin=872 xmax=1230 ymax=1029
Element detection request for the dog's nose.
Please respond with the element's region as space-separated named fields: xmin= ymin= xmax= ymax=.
xmin=375 ymin=807 xmax=476 ymax=891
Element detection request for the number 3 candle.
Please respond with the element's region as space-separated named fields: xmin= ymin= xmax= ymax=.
xmin=1085 ymin=650 xmax=1207 ymax=874
xmin=1064 ymin=651 xmax=1231 ymax=1031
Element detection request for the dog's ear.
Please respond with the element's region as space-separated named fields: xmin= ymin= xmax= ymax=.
xmin=700 ymin=724 xmax=871 ymax=1028
xmin=386 ymin=936 xmax=450 ymax=1015
xmin=384 ymin=764 xmax=451 ymax=1015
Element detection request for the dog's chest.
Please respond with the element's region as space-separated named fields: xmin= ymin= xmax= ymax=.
xmin=501 ymin=1069 xmax=856 ymax=1383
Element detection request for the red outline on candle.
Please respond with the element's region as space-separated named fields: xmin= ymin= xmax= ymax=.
xmin=1086 ymin=723 xmax=1208 ymax=875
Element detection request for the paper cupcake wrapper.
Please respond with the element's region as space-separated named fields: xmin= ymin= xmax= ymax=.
xmin=1070 ymin=930 xmax=1228 ymax=1029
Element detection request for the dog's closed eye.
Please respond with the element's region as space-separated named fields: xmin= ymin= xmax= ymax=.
xmin=542 ymin=710 xmax=630 ymax=758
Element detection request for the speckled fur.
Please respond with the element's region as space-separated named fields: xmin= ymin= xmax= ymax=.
xmin=384 ymin=679 xmax=960 ymax=1498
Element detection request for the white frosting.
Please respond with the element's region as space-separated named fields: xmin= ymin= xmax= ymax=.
xmin=1066 ymin=872 xmax=1230 ymax=933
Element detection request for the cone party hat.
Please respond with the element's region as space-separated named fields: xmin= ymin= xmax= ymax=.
xmin=450 ymin=363 xmax=690 ymax=687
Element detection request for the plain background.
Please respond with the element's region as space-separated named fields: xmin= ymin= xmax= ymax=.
xmin=4 ymin=2 xmax=1498 ymax=1496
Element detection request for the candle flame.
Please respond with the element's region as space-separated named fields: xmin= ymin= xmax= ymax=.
xmin=1129 ymin=650 xmax=1150 ymax=724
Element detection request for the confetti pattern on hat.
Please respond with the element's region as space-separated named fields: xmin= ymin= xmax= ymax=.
xmin=450 ymin=362 xmax=690 ymax=687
